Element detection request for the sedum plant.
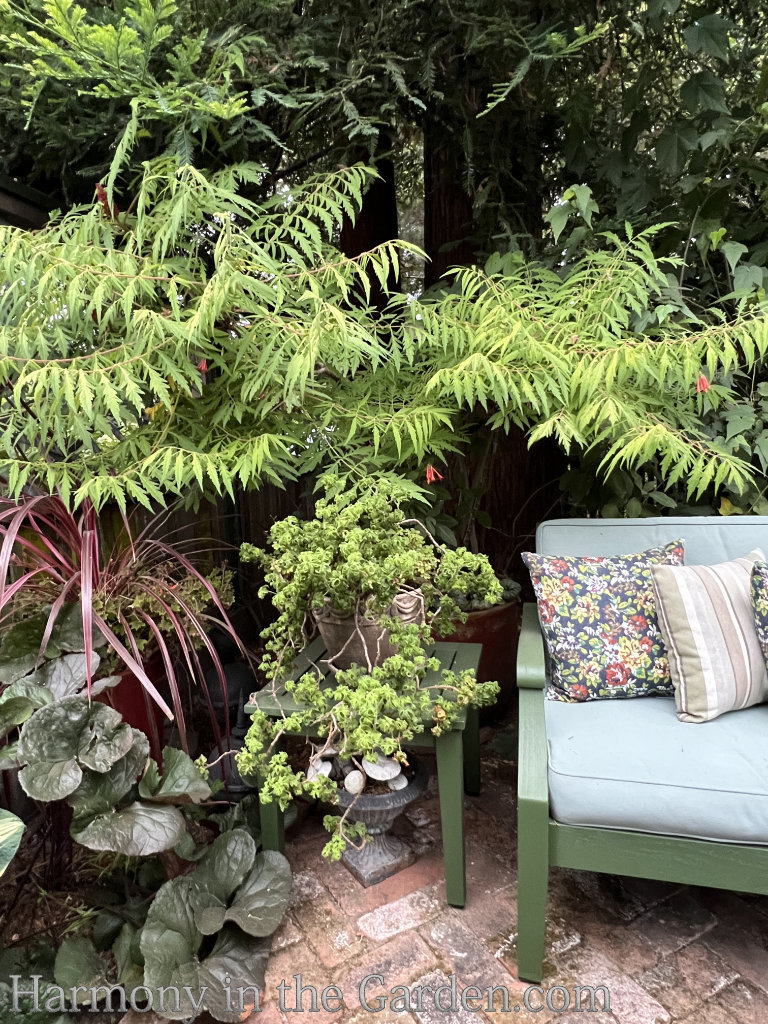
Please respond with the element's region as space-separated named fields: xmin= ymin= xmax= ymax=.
xmin=237 ymin=476 xmax=501 ymax=856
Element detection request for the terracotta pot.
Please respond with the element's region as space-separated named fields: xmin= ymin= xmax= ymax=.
xmin=442 ymin=601 xmax=521 ymax=722
xmin=98 ymin=653 xmax=167 ymax=763
xmin=314 ymin=590 xmax=424 ymax=670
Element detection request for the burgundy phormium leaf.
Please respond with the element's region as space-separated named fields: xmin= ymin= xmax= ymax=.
xmin=0 ymin=494 xmax=242 ymax=747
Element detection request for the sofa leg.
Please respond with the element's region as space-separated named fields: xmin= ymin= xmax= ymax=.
xmin=516 ymin=798 xmax=549 ymax=982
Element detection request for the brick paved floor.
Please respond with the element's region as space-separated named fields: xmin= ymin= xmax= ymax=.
xmin=124 ymin=722 xmax=768 ymax=1024
xmin=255 ymin=721 xmax=768 ymax=1024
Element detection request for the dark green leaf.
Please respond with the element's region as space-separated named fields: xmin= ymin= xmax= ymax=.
xmin=0 ymin=613 xmax=56 ymax=680
xmin=92 ymin=910 xmax=126 ymax=951
xmin=721 ymin=241 xmax=748 ymax=273
xmin=141 ymin=876 xmax=202 ymax=1020
xmin=699 ymin=127 xmax=731 ymax=150
xmin=68 ymin=729 xmax=149 ymax=816
xmin=196 ymin=927 xmax=271 ymax=1021
xmin=173 ymin=829 xmax=209 ymax=862
xmin=0 ymin=696 xmax=42 ymax=740
xmin=191 ymin=829 xmax=256 ymax=913
xmin=0 ymin=741 xmax=21 ymax=771
xmin=18 ymin=698 xmax=131 ymax=799
xmin=683 ymin=14 xmax=731 ymax=61
xmin=53 ymin=937 xmax=108 ymax=999
xmin=197 ymin=849 xmax=292 ymax=938
xmin=734 ymin=264 xmax=764 ymax=292
xmin=138 ymin=746 xmax=211 ymax=804
xmin=77 ymin=702 xmax=134 ymax=773
xmin=680 ymin=70 xmax=729 ymax=113
xmin=27 ymin=652 xmax=100 ymax=700
xmin=113 ymin=922 xmax=144 ymax=988
xmin=72 ymin=801 xmax=186 ymax=855
xmin=655 ymin=125 xmax=698 ymax=175
xmin=724 ymin=405 xmax=756 ymax=440
xmin=544 ymin=203 xmax=571 ymax=243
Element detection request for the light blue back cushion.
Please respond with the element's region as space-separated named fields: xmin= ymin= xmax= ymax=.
xmin=546 ymin=697 xmax=768 ymax=843
xmin=537 ymin=516 xmax=768 ymax=565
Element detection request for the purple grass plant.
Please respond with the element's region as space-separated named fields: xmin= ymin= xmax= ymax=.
xmin=0 ymin=494 xmax=244 ymax=753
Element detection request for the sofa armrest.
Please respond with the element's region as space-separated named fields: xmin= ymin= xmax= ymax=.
xmin=518 ymin=686 xmax=549 ymax=808
xmin=517 ymin=602 xmax=547 ymax=690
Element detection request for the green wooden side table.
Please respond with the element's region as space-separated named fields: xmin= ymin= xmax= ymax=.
xmin=243 ymin=637 xmax=483 ymax=908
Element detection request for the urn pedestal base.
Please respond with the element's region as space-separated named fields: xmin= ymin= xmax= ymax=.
xmin=337 ymin=755 xmax=429 ymax=887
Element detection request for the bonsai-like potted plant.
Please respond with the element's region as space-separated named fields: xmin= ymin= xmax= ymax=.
xmin=236 ymin=475 xmax=502 ymax=866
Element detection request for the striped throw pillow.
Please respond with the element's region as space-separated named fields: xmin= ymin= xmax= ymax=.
xmin=651 ymin=550 xmax=768 ymax=723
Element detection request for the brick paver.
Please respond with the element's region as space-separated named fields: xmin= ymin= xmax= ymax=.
xmin=119 ymin=726 xmax=768 ymax=1024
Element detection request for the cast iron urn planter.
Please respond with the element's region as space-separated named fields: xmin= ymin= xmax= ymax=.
xmin=335 ymin=754 xmax=429 ymax=886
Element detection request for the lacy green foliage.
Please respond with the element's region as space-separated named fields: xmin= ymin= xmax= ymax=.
xmin=407 ymin=229 xmax=768 ymax=500
xmin=0 ymin=0 xmax=272 ymax=200
xmin=0 ymin=159 xmax=421 ymax=507
xmin=1 ymin=158 xmax=766 ymax=508
xmin=563 ymin=374 xmax=768 ymax=519
xmin=237 ymin=477 xmax=500 ymax=854
xmin=2 ymin=0 xmax=768 ymax=315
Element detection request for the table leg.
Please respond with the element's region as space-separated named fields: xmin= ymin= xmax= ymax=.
xmin=462 ymin=707 xmax=481 ymax=796
xmin=259 ymin=790 xmax=286 ymax=853
xmin=435 ymin=729 xmax=466 ymax=908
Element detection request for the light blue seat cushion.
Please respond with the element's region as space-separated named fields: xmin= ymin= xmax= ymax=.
xmin=546 ymin=697 xmax=768 ymax=844
xmin=537 ymin=516 xmax=768 ymax=565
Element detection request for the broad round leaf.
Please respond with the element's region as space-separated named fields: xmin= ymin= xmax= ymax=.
xmin=54 ymin=937 xmax=108 ymax=998
xmin=0 ymin=741 xmax=21 ymax=771
xmin=113 ymin=922 xmax=144 ymax=989
xmin=29 ymin=651 xmax=100 ymax=700
xmin=72 ymin=801 xmax=186 ymax=856
xmin=137 ymin=746 xmax=212 ymax=804
xmin=0 ymin=809 xmax=24 ymax=877
xmin=0 ymin=613 xmax=55 ymax=683
xmin=191 ymin=829 xmax=256 ymax=910
xmin=141 ymin=876 xmax=203 ymax=1020
xmin=18 ymin=756 xmax=82 ymax=801
xmin=17 ymin=697 xmax=133 ymax=799
xmin=76 ymin=702 xmax=133 ymax=772
xmin=0 ymin=679 xmax=53 ymax=708
xmin=68 ymin=729 xmax=150 ymax=817
xmin=216 ymin=850 xmax=292 ymax=938
xmin=196 ymin=927 xmax=272 ymax=1022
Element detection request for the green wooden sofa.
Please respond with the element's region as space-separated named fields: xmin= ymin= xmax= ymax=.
xmin=516 ymin=516 xmax=768 ymax=982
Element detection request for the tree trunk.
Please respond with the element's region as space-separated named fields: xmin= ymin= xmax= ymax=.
xmin=339 ymin=135 xmax=399 ymax=309
xmin=423 ymin=121 xmax=477 ymax=288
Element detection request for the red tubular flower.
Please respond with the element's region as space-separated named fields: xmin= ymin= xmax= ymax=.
xmin=425 ymin=463 xmax=444 ymax=485
xmin=196 ymin=358 xmax=208 ymax=372
xmin=696 ymin=374 xmax=711 ymax=394
xmin=94 ymin=182 xmax=118 ymax=219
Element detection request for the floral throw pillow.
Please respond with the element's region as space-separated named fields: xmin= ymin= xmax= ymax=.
xmin=522 ymin=541 xmax=685 ymax=702
xmin=751 ymin=561 xmax=768 ymax=670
